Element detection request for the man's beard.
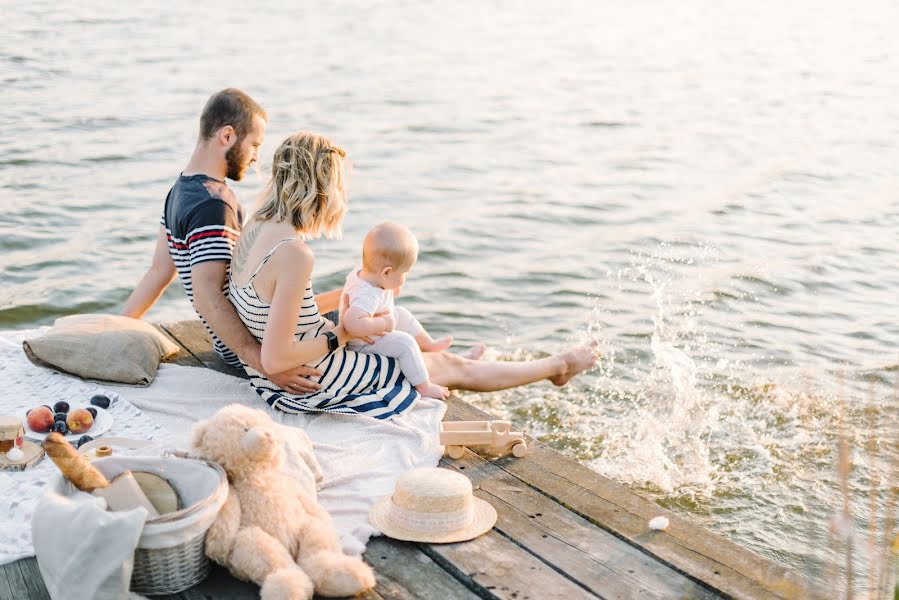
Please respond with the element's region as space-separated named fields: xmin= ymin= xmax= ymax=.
xmin=225 ymin=143 xmax=249 ymax=181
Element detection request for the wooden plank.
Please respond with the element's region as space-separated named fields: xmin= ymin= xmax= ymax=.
xmin=443 ymin=397 xmax=814 ymax=600
xmin=0 ymin=563 xmax=15 ymax=600
xmin=443 ymin=451 xmax=722 ymax=599
xmin=158 ymin=321 xmax=246 ymax=378
xmin=0 ymin=559 xmax=49 ymax=600
xmin=153 ymin=324 xmax=204 ymax=367
xmin=0 ymin=563 xmax=21 ymax=600
xmin=166 ymin=564 xmax=259 ymax=600
xmin=422 ymin=529 xmax=601 ymax=599
xmin=365 ymin=537 xmax=481 ymax=600
xmin=13 ymin=559 xmax=49 ymax=600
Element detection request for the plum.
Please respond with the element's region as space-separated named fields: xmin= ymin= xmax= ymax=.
xmin=53 ymin=401 xmax=70 ymax=414
xmin=85 ymin=407 xmax=97 ymax=418
xmin=53 ymin=412 xmax=67 ymax=423
xmin=53 ymin=421 xmax=68 ymax=434
xmin=76 ymin=435 xmax=94 ymax=449
xmin=89 ymin=395 xmax=111 ymax=409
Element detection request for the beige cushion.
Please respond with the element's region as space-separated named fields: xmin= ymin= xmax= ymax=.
xmin=23 ymin=314 xmax=180 ymax=386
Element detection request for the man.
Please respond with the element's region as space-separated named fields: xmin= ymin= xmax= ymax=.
xmin=122 ymin=88 xmax=338 ymax=393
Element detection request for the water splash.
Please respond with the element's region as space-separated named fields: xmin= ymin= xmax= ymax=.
xmin=463 ymin=240 xmax=893 ymax=590
xmin=585 ymin=243 xmax=814 ymax=498
xmin=591 ymin=267 xmax=718 ymax=495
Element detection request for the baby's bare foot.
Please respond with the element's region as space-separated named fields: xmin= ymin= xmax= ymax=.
xmin=422 ymin=335 xmax=453 ymax=352
xmin=549 ymin=343 xmax=599 ymax=387
xmin=461 ymin=343 xmax=487 ymax=360
xmin=416 ymin=381 xmax=450 ymax=399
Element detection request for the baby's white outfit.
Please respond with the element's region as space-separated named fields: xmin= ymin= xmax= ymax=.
xmin=341 ymin=268 xmax=428 ymax=386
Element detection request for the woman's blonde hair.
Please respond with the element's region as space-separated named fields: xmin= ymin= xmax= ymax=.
xmin=254 ymin=132 xmax=348 ymax=238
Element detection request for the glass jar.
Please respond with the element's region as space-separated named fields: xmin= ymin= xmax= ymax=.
xmin=0 ymin=415 xmax=25 ymax=456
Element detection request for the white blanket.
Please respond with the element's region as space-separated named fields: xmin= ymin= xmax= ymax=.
xmin=0 ymin=328 xmax=445 ymax=565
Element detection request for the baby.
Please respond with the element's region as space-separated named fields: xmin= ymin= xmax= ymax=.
xmin=340 ymin=222 xmax=454 ymax=400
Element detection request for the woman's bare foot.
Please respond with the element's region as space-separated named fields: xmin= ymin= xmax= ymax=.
xmin=420 ymin=335 xmax=453 ymax=352
xmin=548 ymin=343 xmax=599 ymax=386
xmin=416 ymin=381 xmax=450 ymax=399
xmin=460 ymin=343 xmax=487 ymax=360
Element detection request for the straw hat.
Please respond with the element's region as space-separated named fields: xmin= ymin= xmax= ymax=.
xmin=369 ymin=467 xmax=497 ymax=543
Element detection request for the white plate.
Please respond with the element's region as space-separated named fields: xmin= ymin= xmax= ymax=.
xmin=22 ymin=404 xmax=113 ymax=442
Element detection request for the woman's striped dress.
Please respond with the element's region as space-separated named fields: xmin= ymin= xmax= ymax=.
xmin=228 ymin=239 xmax=420 ymax=419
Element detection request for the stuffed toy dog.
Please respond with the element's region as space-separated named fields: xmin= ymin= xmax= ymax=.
xmin=191 ymin=404 xmax=376 ymax=599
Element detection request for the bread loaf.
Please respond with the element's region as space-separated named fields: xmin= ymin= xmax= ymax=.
xmin=43 ymin=432 xmax=109 ymax=492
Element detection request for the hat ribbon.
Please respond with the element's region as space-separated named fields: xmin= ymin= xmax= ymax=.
xmin=387 ymin=503 xmax=474 ymax=532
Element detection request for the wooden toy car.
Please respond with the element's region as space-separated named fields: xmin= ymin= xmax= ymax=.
xmin=440 ymin=420 xmax=527 ymax=459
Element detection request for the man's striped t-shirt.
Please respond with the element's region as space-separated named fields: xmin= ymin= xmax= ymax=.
xmin=162 ymin=174 xmax=245 ymax=367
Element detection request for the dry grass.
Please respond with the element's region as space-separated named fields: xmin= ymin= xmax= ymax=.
xmin=811 ymin=373 xmax=898 ymax=600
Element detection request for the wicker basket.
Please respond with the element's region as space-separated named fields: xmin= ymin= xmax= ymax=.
xmin=90 ymin=455 xmax=228 ymax=596
xmin=131 ymin=532 xmax=212 ymax=594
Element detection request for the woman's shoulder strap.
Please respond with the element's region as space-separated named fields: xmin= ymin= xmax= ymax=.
xmin=248 ymin=238 xmax=300 ymax=280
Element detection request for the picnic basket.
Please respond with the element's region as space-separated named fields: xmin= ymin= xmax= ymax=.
xmin=89 ymin=455 xmax=228 ymax=595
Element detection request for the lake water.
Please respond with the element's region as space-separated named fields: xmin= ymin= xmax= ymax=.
xmin=2 ymin=0 xmax=898 ymax=592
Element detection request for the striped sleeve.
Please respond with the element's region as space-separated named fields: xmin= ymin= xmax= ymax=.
xmin=184 ymin=200 xmax=240 ymax=267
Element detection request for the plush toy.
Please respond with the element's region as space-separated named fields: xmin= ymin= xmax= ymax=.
xmin=190 ymin=404 xmax=376 ymax=599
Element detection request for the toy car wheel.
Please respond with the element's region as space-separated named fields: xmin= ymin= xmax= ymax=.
xmin=447 ymin=445 xmax=465 ymax=459
xmin=511 ymin=442 xmax=527 ymax=458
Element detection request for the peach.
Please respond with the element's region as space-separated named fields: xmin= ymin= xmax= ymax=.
xmin=27 ymin=406 xmax=54 ymax=433
xmin=66 ymin=408 xmax=94 ymax=434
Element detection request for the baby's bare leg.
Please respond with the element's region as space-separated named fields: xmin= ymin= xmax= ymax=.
xmin=394 ymin=305 xmax=452 ymax=352
xmin=415 ymin=331 xmax=453 ymax=353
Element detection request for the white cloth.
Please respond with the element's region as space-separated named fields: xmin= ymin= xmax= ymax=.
xmin=0 ymin=327 xmax=445 ymax=566
xmin=33 ymin=489 xmax=148 ymax=600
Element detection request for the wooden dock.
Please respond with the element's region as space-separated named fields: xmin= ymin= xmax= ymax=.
xmin=1 ymin=320 xmax=816 ymax=600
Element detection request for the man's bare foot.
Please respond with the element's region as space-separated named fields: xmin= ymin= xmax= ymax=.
xmin=421 ymin=335 xmax=453 ymax=352
xmin=548 ymin=343 xmax=599 ymax=386
xmin=460 ymin=343 xmax=487 ymax=360
xmin=416 ymin=381 xmax=450 ymax=399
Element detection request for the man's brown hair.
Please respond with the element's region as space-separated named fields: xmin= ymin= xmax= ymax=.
xmin=199 ymin=88 xmax=267 ymax=140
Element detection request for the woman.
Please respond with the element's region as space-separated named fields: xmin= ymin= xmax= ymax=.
xmin=229 ymin=131 xmax=597 ymax=419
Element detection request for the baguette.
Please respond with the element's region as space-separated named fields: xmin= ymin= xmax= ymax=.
xmin=43 ymin=432 xmax=109 ymax=492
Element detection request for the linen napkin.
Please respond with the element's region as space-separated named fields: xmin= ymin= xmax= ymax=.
xmin=32 ymin=484 xmax=148 ymax=600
